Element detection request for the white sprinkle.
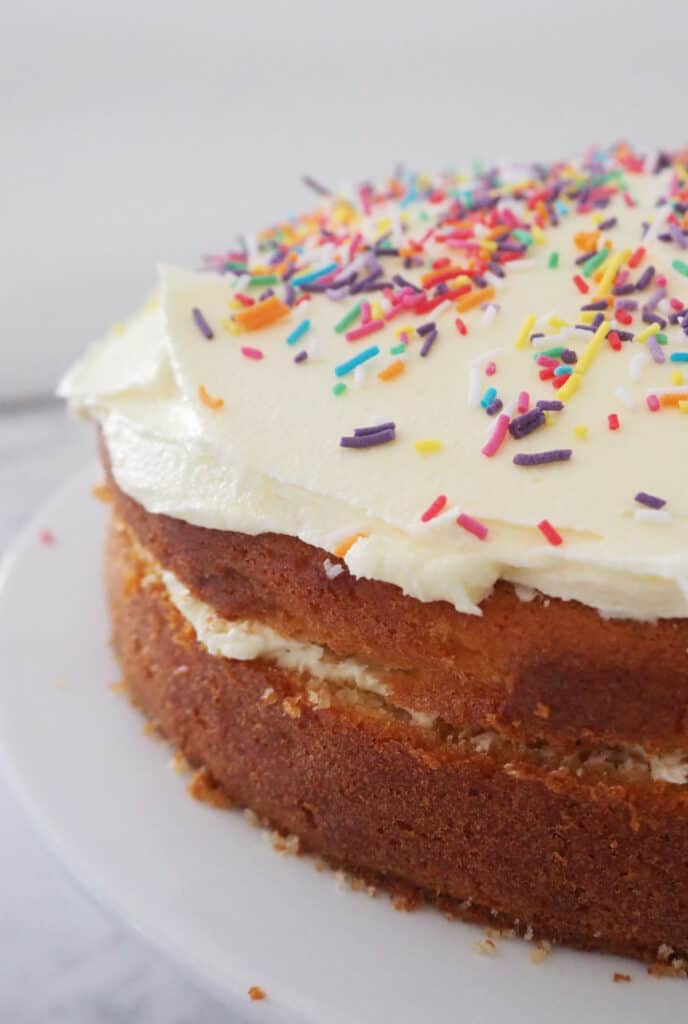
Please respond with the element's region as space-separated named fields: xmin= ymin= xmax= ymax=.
xmin=647 ymin=385 xmax=688 ymax=396
xmin=432 ymin=299 xmax=454 ymax=321
xmin=629 ymin=351 xmax=650 ymax=380
xmin=323 ymin=558 xmax=344 ymax=580
xmin=614 ymin=385 xmax=638 ymax=410
xmin=353 ymin=364 xmax=367 ymax=388
xmin=481 ymin=304 xmax=498 ymax=328
xmin=468 ymin=366 xmax=482 ymax=408
xmin=634 ymin=508 xmax=673 ymax=524
xmin=508 ymin=258 xmax=537 ymax=273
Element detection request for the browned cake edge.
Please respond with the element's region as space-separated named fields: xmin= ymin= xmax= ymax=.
xmin=106 ymin=512 xmax=688 ymax=966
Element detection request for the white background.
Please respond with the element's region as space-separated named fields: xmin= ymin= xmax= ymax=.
xmin=3 ymin=0 xmax=687 ymax=398
xmin=2 ymin=1 xmax=688 ymax=1020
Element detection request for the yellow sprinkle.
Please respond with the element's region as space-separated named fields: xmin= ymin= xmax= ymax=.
xmin=573 ymin=424 xmax=588 ymax=440
xmin=579 ymin=311 xmax=595 ymax=325
xmin=333 ymin=532 xmax=367 ymax=558
xmin=679 ymin=400 xmax=688 ymax=414
xmin=531 ymin=226 xmax=545 ymax=244
xmin=577 ymin=320 xmax=610 ymax=375
xmin=395 ymin=324 xmax=414 ymax=338
xmin=414 ymin=439 xmax=443 ymax=455
xmin=543 ymin=411 xmax=554 ymax=427
xmin=376 ymin=216 xmax=392 ymax=233
xmin=596 ymin=248 xmax=631 ymax=297
xmin=549 ymin=316 xmax=570 ymax=330
xmin=635 ymin=322 xmax=661 ymax=344
xmin=557 ymin=372 xmax=581 ymax=403
xmin=671 ymin=370 xmax=685 ymax=386
xmin=222 ymin=318 xmax=242 ymax=335
xmin=515 ymin=313 xmax=536 ymax=349
xmin=371 ymin=301 xmax=384 ymax=320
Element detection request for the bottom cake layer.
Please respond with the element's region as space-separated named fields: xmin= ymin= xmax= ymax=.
xmin=107 ymin=516 xmax=688 ymax=966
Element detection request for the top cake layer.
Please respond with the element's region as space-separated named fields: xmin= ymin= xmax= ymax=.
xmin=61 ymin=144 xmax=688 ymax=620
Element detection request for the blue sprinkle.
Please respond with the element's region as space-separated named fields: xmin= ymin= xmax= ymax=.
xmin=334 ymin=345 xmax=380 ymax=378
xmin=286 ymin=319 xmax=311 ymax=346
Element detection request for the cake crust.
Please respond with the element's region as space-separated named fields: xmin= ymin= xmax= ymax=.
xmin=102 ymin=442 xmax=688 ymax=755
xmin=107 ymin=512 xmax=688 ymax=964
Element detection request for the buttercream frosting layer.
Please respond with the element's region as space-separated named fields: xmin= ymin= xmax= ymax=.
xmin=61 ymin=151 xmax=688 ymax=619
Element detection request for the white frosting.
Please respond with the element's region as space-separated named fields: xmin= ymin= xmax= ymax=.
xmin=61 ymin=165 xmax=688 ymax=619
xmin=161 ymin=569 xmax=386 ymax=697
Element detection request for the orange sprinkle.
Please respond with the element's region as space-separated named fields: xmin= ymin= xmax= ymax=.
xmin=455 ymin=285 xmax=496 ymax=314
xmin=198 ymin=384 xmax=224 ymax=410
xmin=378 ymin=359 xmax=405 ymax=382
xmin=660 ymin=392 xmax=688 ymax=407
xmin=234 ymin=294 xmax=290 ymax=331
xmin=573 ymin=230 xmax=600 ymax=252
xmin=333 ymin=532 xmax=367 ymax=558
xmin=248 ymin=986 xmax=266 ymax=1002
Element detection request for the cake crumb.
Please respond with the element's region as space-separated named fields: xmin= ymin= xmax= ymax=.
xmin=260 ymin=686 xmax=278 ymax=704
xmin=248 ymin=985 xmax=266 ymax=1001
xmin=244 ymin=808 xmax=262 ymax=828
xmin=523 ymin=925 xmax=534 ymax=942
xmin=473 ymin=937 xmax=497 ymax=956
xmin=110 ymin=680 xmax=126 ymax=695
xmin=314 ymin=859 xmax=327 ymax=873
xmin=391 ymin=891 xmax=420 ymax=912
xmin=657 ymin=942 xmax=674 ymax=961
xmin=535 ymin=702 xmax=550 ymax=720
xmin=282 ymin=696 xmax=302 ymax=719
xmin=170 ymin=751 xmax=190 ymax=775
xmin=530 ymin=941 xmax=552 ymax=964
xmin=142 ymin=720 xmax=160 ymax=739
xmin=269 ymin=831 xmax=300 ymax=856
xmin=187 ymin=767 xmax=235 ymax=809
xmin=613 ymin=972 xmax=632 ymax=983
xmin=648 ymin=960 xmax=687 ymax=978
xmin=91 ymin=482 xmax=112 ymax=503
xmin=55 ymin=678 xmax=66 ymax=690
xmin=335 ymin=870 xmax=350 ymax=890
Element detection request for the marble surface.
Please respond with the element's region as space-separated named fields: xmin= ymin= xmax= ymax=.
xmin=0 ymin=401 xmax=237 ymax=1022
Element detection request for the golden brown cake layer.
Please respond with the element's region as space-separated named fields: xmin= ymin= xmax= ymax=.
xmin=107 ymin=513 xmax=688 ymax=963
xmin=102 ymin=440 xmax=688 ymax=755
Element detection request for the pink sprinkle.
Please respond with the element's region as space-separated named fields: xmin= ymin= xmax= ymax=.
xmin=241 ymin=345 xmax=264 ymax=360
xmin=345 ymin=319 xmax=385 ymax=342
xmin=421 ymin=494 xmax=448 ymax=523
xmin=670 ymin=298 xmax=685 ymax=312
xmin=455 ymin=317 xmax=468 ymax=336
xmin=656 ymin=274 xmax=667 ymax=288
xmin=485 ymin=361 xmax=497 ymax=376
xmin=536 ymin=355 xmax=558 ymax=368
xmin=456 ymin=513 xmax=488 ymax=541
xmin=517 ymin=391 xmax=530 ymax=413
xmin=39 ymin=528 xmax=56 ymax=546
xmin=349 ymin=232 xmax=363 ymax=259
xmin=646 ymin=394 xmax=660 ymax=412
xmin=481 ymin=413 xmax=510 ymax=458
xmin=360 ymin=301 xmax=372 ymax=325
xmin=608 ymin=412 xmax=619 ymax=430
xmin=623 ymin=193 xmax=636 ymax=208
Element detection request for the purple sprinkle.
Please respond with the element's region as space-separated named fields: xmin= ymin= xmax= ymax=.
xmin=420 ymin=327 xmax=438 ymax=357
xmin=192 ymin=307 xmax=214 ymax=340
xmin=598 ymin=216 xmax=617 ymax=231
xmin=582 ymin=300 xmax=608 ymax=310
xmin=284 ymin=283 xmax=296 ymax=306
xmin=591 ymin=312 xmax=605 ymax=329
xmin=635 ymin=491 xmax=666 ymax=510
xmin=611 ymin=283 xmax=636 ymax=296
xmin=417 ymin=322 xmax=436 ymax=336
xmin=258 ymin=288 xmax=275 ymax=301
xmin=340 ymin=428 xmax=395 ymax=449
xmin=615 ymin=330 xmax=635 ymax=342
xmin=486 ymin=398 xmax=503 ymax=416
xmin=575 ymin=323 xmax=595 ymax=332
xmin=636 ymin=265 xmax=655 ymax=290
xmin=294 ymin=350 xmax=308 ymax=364
xmin=615 ymin=298 xmax=638 ymax=311
xmin=646 ymin=335 xmax=665 ymax=364
xmin=302 ymin=174 xmax=331 ymax=196
xmin=561 ymin=349 xmax=578 ymax=364
xmin=509 ymin=408 xmax=545 ymax=439
xmin=513 ymin=449 xmax=572 ymax=467
xmin=393 ymin=273 xmax=423 ymax=293
xmin=642 ymin=311 xmax=666 ymax=328
xmin=354 ymin=421 xmax=396 ymax=437
xmin=668 ymin=222 xmax=688 ymax=250
xmin=536 ymin=400 xmax=564 ymax=411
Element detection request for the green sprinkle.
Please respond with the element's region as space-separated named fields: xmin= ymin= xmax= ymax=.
xmin=582 ymin=248 xmax=609 ymax=278
xmin=334 ymin=303 xmax=362 ymax=334
xmin=656 ymin=333 xmax=668 ymax=346
xmin=512 ymin=228 xmax=532 ymax=247
xmin=332 ymin=381 xmax=347 ymax=396
xmin=548 ymin=252 xmax=559 ymax=269
xmin=390 ymin=342 xmax=407 ymax=355
xmin=534 ymin=346 xmax=565 ymax=359
xmin=224 ymin=261 xmax=247 ymax=273
xmin=249 ymin=274 xmax=279 ymax=287
xmin=672 ymin=258 xmax=688 ymax=278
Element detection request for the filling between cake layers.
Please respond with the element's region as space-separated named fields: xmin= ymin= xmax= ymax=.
xmin=154 ymin=558 xmax=688 ymax=787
